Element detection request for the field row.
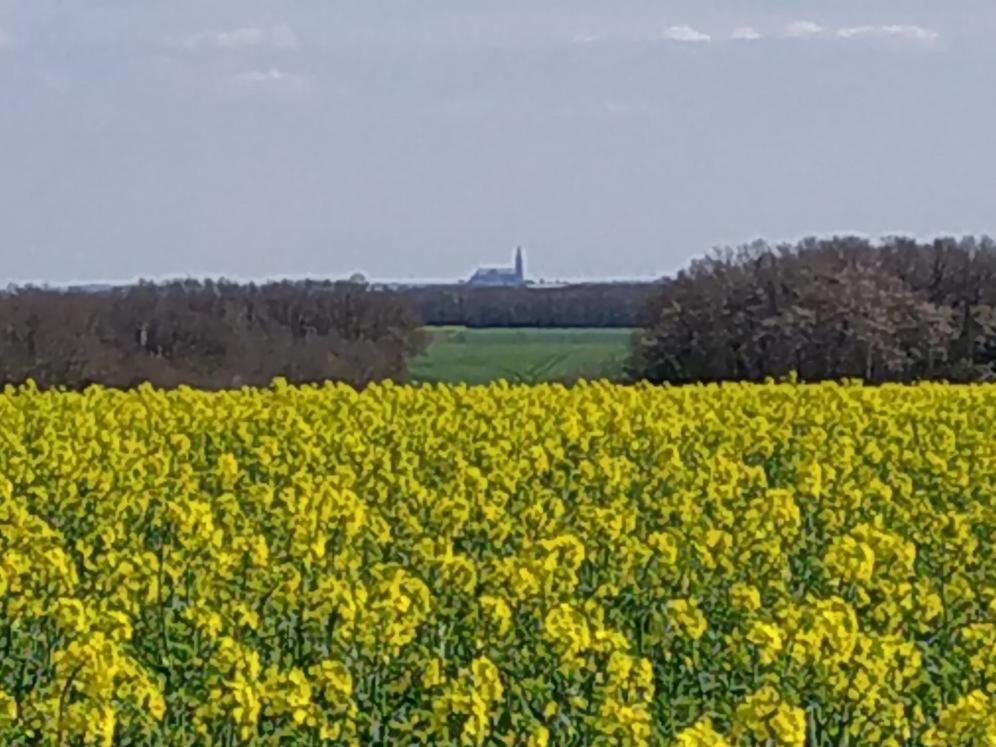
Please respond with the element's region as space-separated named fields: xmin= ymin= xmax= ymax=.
xmin=409 ymin=327 xmax=633 ymax=384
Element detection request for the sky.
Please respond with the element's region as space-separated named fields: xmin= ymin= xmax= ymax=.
xmin=1 ymin=1 xmax=995 ymax=284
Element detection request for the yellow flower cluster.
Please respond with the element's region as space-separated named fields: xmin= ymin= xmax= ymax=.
xmin=2 ymin=378 xmax=996 ymax=744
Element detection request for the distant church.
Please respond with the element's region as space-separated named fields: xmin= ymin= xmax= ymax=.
xmin=468 ymin=247 xmax=527 ymax=287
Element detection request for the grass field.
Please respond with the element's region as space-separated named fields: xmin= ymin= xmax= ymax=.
xmin=409 ymin=326 xmax=634 ymax=384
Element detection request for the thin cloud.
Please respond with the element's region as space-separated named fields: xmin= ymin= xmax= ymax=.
xmin=838 ymin=24 xmax=939 ymax=43
xmin=231 ymin=68 xmax=314 ymax=97
xmin=571 ymin=32 xmax=603 ymax=46
xmin=784 ymin=21 xmax=825 ymax=39
xmin=731 ymin=27 xmax=762 ymax=41
xmin=663 ymin=25 xmax=711 ymax=43
xmin=185 ymin=24 xmax=300 ymax=51
xmin=882 ymin=25 xmax=939 ymax=42
xmin=837 ymin=26 xmax=877 ymax=39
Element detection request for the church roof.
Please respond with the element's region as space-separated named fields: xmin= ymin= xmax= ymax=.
xmin=472 ymin=267 xmax=518 ymax=278
xmin=468 ymin=266 xmax=523 ymax=285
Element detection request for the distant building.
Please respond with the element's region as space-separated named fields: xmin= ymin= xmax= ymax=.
xmin=468 ymin=247 xmax=526 ymax=287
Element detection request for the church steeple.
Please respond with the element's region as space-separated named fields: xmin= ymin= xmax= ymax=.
xmin=514 ymin=246 xmax=524 ymax=282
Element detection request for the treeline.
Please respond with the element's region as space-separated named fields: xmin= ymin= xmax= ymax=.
xmin=0 ymin=280 xmax=426 ymax=390
xmin=10 ymin=234 xmax=996 ymax=390
xmin=401 ymin=283 xmax=657 ymax=328
xmin=632 ymin=235 xmax=996 ymax=384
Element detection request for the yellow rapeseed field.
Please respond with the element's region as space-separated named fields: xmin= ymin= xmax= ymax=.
xmin=2 ymin=378 xmax=996 ymax=745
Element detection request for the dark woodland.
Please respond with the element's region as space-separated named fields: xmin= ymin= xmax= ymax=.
xmin=631 ymin=235 xmax=996 ymax=384
xmin=401 ymin=283 xmax=657 ymax=328
xmin=0 ymin=280 xmax=427 ymax=390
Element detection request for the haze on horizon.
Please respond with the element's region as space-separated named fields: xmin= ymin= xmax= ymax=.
xmin=1 ymin=0 xmax=994 ymax=285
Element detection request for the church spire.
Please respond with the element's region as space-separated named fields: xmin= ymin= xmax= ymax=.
xmin=515 ymin=246 xmax=524 ymax=282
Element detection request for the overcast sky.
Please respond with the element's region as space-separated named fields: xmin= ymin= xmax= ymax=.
xmin=1 ymin=1 xmax=994 ymax=284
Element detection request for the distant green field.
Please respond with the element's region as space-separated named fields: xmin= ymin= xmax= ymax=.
xmin=410 ymin=327 xmax=634 ymax=384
